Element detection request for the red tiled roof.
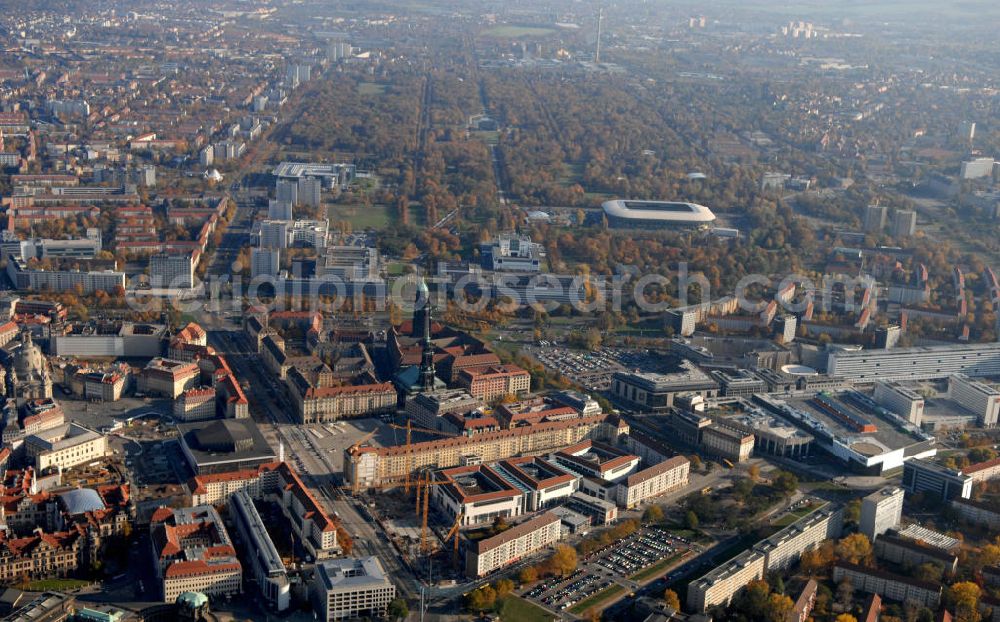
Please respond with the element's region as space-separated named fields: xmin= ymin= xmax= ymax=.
xmin=164 ymin=559 xmax=241 ymax=579
xmin=303 ymin=381 xmax=395 ymax=400
xmin=964 ymin=457 xmax=1000 ymax=474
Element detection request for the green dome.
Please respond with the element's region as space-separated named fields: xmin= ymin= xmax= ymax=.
xmin=176 ymin=591 xmax=208 ymax=608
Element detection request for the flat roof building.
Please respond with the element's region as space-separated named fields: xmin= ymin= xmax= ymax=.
xmin=832 ymin=562 xmax=940 ymax=608
xmin=465 ymin=511 xmax=562 ymax=578
xmin=902 ymin=458 xmax=973 ymax=500
xmin=611 ymin=364 xmax=718 ymax=413
xmin=873 ymin=382 xmax=925 ymax=427
xmin=860 ymin=486 xmax=904 ymax=541
xmin=432 ymin=464 xmax=524 ymax=527
xmin=177 ymin=419 xmax=276 ymax=475
xmin=310 ymin=557 xmax=395 ymax=621
xmin=495 ymin=456 xmax=578 ymax=512
xmin=230 ymin=491 xmax=290 ymax=612
xmin=826 ymin=342 xmax=1000 ymax=382
xmin=24 ymin=423 xmax=106 ymax=471
xmin=949 ymin=374 xmax=1000 ymax=427
xmin=687 ymin=549 xmax=766 ymax=612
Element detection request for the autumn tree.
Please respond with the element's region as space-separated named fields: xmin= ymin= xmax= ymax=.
xmin=643 ymin=505 xmax=665 ymax=524
xmin=947 ymin=582 xmax=981 ymax=622
xmin=663 ymin=589 xmax=681 ymax=611
xmin=518 ymin=566 xmax=538 ymax=585
xmin=684 ymin=510 xmax=699 ymax=530
xmin=495 ymin=578 xmax=515 ymax=597
xmin=465 ymin=585 xmax=497 ymax=611
xmin=836 ymin=533 xmax=873 ymax=566
xmin=548 ymin=544 xmax=578 ymax=577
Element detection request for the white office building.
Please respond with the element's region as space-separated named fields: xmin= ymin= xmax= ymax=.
xmin=873 ymin=382 xmax=925 ymax=426
xmin=960 ymin=157 xmax=995 ymax=180
xmin=149 ymin=254 xmax=195 ymax=289
xmin=298 ymin=177 xmax=322 ymax=208
xmin=891 ymin=210 xmax=917 ymax=237
xmin=860 ymin=486 xmax=904 ymax=541
xmin=949 ymin=374 xmax=1000 ymax=427
xmin=310 ymin=557 xmax=395 ymax=621
xmin=276 ymin=179 xmax=298 ymax=206
xmin=251 ymin=248 xmax=281 ymax=279
xmin=199 ymin=145 xmax=214 ymax=166
xmin=481 ymin=233 xmax=545 ymax=272
xmin=826 ymin=342 xmax=1000 ymax=382
xmin=231 ymin=491 xmax=290 ymax=612
xmin=259 ymin=220 xmax=290 ymax=250
xmin=268 ymin=200 xmax=293 ymax=221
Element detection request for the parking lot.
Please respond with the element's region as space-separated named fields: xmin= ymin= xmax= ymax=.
xmin=526 ymin=346 xmax=677 ymax=391
xmin=523 ymin=527 xmax=691 ymax=613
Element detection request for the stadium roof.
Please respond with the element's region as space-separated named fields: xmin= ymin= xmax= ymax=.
xmin=602 ymin=199 xmax=716 ymax=224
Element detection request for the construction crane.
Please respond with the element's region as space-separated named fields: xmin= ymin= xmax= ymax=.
xmin=389 ymin=422 xmax=459 ymax=493
xmin=444 ymin=512 xmax=464 ymax=568
xmin=389 ymin=422 xmax=460 ymax=438
xmin=413 ymin=469 xmax=457 ymax=555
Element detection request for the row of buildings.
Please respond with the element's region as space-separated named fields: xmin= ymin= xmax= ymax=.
xmin=687 ymin=504 xmax=844 ymax=612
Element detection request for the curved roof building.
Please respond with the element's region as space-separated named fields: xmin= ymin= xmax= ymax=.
xmin=602 ymin=199 xmax=716 ymax=229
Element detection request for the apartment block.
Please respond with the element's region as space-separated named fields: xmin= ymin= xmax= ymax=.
xmin=465 ymin=511 xmax=562 ymax=578
xmin=687 ymin=505 xmax=842 ymax=612
xmin=874 ymin=532 xmax=958 ymax=575
xmin=149 ymin=253 xmax=195 ymax=289
xmin=754 ymin=505 xmax=843 ymax=572
xmin=286 ymin=370 xmax=395 ymax=423
xmin=950 ymin=498 xmax=1000 ymax=530
xmin=687 ymin=549 xmax=767 ymax=612
xmin=458 ymin=365 xmax=531 ymax=401
xmin=346 ymin=415 xmax=620 ymax=490
xmin=832 ymin=562 xmax=941 ymax=608
xmin=615 ymin=455 xmax=690 ymax=509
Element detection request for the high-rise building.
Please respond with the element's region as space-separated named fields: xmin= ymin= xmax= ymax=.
xmin=960 ymin=157 xmax=995 ymax=180
xmin=860 ymin=486 xmax=904 ymax=541
xmin=873 ymin=382 xmax=924 ymax=426
xmin=891 ymin=210 xmax=917 ymax=238
xmin=298 ymin=177 xmax=322 ymax=208
xmin=960 ymin=121 xmax=976 ymax=146
xmin=251 ymin=248 xmax=281 ymax=279
xmin=875 ymin=325 xmax=901 ymax=349
xmin=199 ymin=145 xmax=214 ymax=166
xmin=268 ymin=199 xmax=293 ymax=220
xmin=949 ymin=374 xmax=1000 ymax=427
xmin=149 ymin=253 xmax=195 ymax=288
xmin=259 ymin=220 xmax=290 ymax=250
xmin=276 ymin=178 xmax=298 ymax=206
xmin=864 ymin=205 xmax=887 ymax=232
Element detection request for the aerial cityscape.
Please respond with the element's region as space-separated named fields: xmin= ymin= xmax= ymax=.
xmin=0 ymin=0 xmax=997 ymax=621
